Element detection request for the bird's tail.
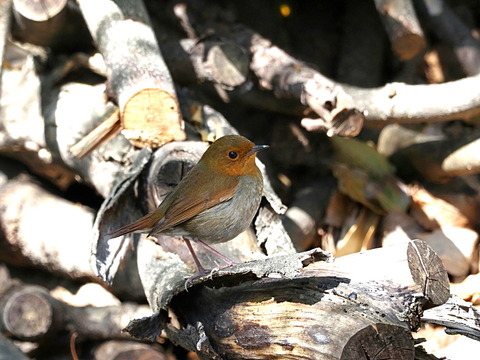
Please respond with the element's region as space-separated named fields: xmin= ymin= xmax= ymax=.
xmin=106 ymin=212 xmax=158 ymax=239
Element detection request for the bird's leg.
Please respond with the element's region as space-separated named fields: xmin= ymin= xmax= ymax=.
xmin=193 ymin=239 xmax=236 ymax=267
xmin=183 ymin=237 xmax=208 ymax=275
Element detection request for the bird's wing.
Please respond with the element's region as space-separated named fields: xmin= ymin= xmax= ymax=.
xmin=150 ymin=173 xmax=239 ymax=234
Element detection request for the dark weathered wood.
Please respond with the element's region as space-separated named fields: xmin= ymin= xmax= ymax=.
xmin=422 ymin=295 xmax=480 ymax=341
xmin=125 ymin=241 xmax=449 ymax=359
xmin=373 ymin=0 xmax=426 ymax=60
xmin=341 ymin=324 xmax=414 ymax=360
xmin=77 ymin=0 xmax=185 ymax=148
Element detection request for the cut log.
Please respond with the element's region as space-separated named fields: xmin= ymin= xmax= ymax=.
xmin=11 ymin=0 xmax=92 ymax=52
xmin=77 ymin=0 xmax=185 ymax=148
xmin=232 ymin=25 xmax=364 ymax=137
xmin=382 ymin=127 xmax=480 ymax=182
xmin=373 ymin=0 xmax=426 ymax=60
xmin=125 ymin=241 xmax=449 ymax=359
xmin=0 ymin=285 xmax=151 ymax=343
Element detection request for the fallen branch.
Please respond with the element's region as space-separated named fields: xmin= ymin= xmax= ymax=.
xmin=344 ymin=72 xmax=480 ymax=123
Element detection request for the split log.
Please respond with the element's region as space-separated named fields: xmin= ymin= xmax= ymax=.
xmin=283 ymin=179 xmax=335 ymax=252
xmin=124 ymin=240 xmax=449 ymax=359
xmin=230 ymin=25 xmax=364 ymax=137
xmin=373 ymin=0 xmax=426 ymax=60
xmin=77 ymin=0 xmax=185 ymax=148
xmin=160 ymin=38 xmax=249 ymax=88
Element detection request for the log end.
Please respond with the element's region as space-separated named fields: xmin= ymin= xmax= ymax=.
xmin=2 ymin=287 xmax=58 ymax=341
xmin=341 ymin=324 xmax=415 ymax=360
xmin=121 ymin=89 xmax=186 ymax=148
xmin=407 ymin=239 xmax=450 ymax=308
xmin=392 ymin=34 xmax=426 ymax=61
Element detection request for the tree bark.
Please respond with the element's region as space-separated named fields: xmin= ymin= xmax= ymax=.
xmin=0 ymin=282 xmax=150 ymax=346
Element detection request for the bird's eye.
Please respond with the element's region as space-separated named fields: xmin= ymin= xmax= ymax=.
xmin=228 ymin=151 xmax=238 ymax=159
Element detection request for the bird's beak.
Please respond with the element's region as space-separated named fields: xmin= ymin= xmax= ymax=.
xmin=247 ymin=144 xmax=269 ymax=155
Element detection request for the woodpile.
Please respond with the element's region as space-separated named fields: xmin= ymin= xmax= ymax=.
xmin=1 ymin=0 xmax=480 ymax=359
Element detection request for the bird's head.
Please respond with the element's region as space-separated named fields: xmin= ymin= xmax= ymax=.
xmin=200 ymin=135 xmax=269 ymax=176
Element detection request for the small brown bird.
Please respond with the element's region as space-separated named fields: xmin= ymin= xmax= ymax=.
xmin=107 ymin=135 xmax=268 ymax=274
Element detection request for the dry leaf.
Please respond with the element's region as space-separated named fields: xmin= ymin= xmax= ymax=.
xmin=409 ymin=184 xmax=470 ymax=230
xmin=380 ymin=211 xmax=424 ymax=247
xmin=450 ymin=273 xmax=480 ymax=305
xmin=417 ymin=227 xmax=478 ymax=280
xmin=335 ymin=207 xmax=380 ymax=257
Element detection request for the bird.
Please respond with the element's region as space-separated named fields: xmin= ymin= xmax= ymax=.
xmin=107 ymin=135 xmax=268 ymax=274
